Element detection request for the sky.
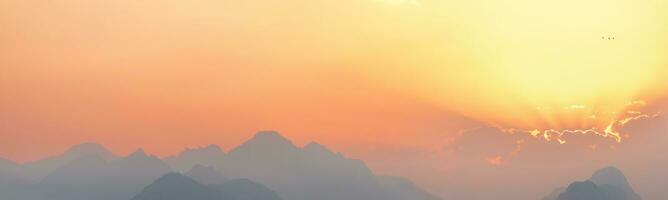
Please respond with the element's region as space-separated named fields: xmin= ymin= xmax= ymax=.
xmin=1 ymin=0 xmax=668 ymax=199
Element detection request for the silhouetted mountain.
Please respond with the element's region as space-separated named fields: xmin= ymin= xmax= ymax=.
xmin=21 ymin=143 xmax=118 ymax=182
xmin=185 ymin=165 xmax=229 ymax=185
xmin=63 ymin=143 xmax=118 ymax=160
xmin=37 ymin=149 xmax=171 ymax=200
xmin=227 ymin=131 xmax=300 ymax=160
xmin=377 ymin=176 xmax=441 ymax=200
xmin=40 ymin=155 xmax=108 ymax=187
xmin=165 ymin=145 xmax=226 ymax=172
xmin=132 ymin=173 xmax=282 ymax=200
xmin=545 ymin=167 xmax=641 ymax=200
xmin=0 ymin=131 xmax=437 ymax=200
xmin=0 ymin=158 xmax=20 ymax=185
xmin=557 ymin=180 xmax=606 ymax=200
xmin=211 ymin=179 xmax=282 ymax=200
xmin=132 ymin=173 xmax=221 ymax=200
xmin=303 ymin=142 xmax=335 ymax=156
xmin=219 ymin=131 xmax=389 ymax=200
xmin=590 ymin=167 xmax=642 ymax=200
xmin=0 ymin=158 xmax=18 ymax=169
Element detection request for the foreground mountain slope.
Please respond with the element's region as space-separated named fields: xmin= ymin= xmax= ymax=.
xmin=557 ymin=180 xmax=607 ymax=200
xmin=0 ymin=158 xmax=20 ymax=185
xmin=131 ymin=173 xmax=221 ymax=200
xmin=377 ymin=176 xmax=441 ymax=200
xmin=184 ymin=164 xmax=229 ymax=185
xmin=132 ymin=173 xmax=282 ymax=200
xmin=211 ymin=179 xmax=282 ymax=200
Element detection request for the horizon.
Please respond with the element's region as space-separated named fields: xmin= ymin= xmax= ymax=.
xmin=5 ymin=131 xmax=352 ymax=163
xmin=2 ymin=0 xmax=667 ymax=200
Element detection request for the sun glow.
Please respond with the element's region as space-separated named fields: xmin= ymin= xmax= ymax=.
xmin=1 ymin=0 xmax=667 ymax=162
xmin=354 ymin=0 xmax=668 ymax=143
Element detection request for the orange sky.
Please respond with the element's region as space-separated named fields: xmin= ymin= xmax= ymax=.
xmin=2 ymin=3 xmax=668 ymax=198
xmin=2 ymin=1 xmax=668 ymax=199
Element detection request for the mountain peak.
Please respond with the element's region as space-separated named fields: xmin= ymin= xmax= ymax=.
xmin=251 ymin=130 xmax=290 ymax=141
xmin=64 ymin=142 xmax=116 ymax=160
xmin=557 ymin=180 xmax=604 ymax=200
xmin=231 ymin=131 xmax=297 ymax=154
xmin=304 ymin=142 xmax=334 ymax=155
xmin=128 ymin=148 xmax=148 ymax=158
xmin=155 ymin=172 xmax=196 ymax=184
xmin=590 ymin=166 xmax=630 ymax=190
xmin=548 ymin=167 xmax=642 ymax=200
xmin=589 ymin=166 xmax=641 ymax=200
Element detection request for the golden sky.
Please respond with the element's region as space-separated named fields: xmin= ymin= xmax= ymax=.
xmin=3 ymin=1 xmax=668 ymax=199
xmin=1 ymin=0 xmax=667 ymax=176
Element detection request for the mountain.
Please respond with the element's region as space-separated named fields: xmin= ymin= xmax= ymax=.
xmin=185 ymin=164 xmax=229 ymax=185
xmin=377 ymin=176 xmax=441 ymax=200
xmin=131 ymin=173 xmax=221 ymax=200
xmin=132 ymin=173 xmax=282 ymax=200
xmin=0 ymin=131 xmax=438 ymax=200
xmin=37 ymin=149 xmax=171 ymax=200
xmin=165 ymin=145 xmax=226 ymax=172
xmin=544 ymin=167 xmax=642 ymax=200
xmin=219 ymin=131 xmax=388 ymax=200
xmin=0 ymin=158 xmax=20 ymax=185
xmin=20 ymin=143 xmax=118 ymax=182
xmin=211 ymin=179 xmax=282 ymax=200
xmin=62 ymin=143 xmax=118 ymax=161
xmin=590 ymin=167 xmax=642 ymax=200
xmin=0 ymin=158 xmax=18 ymax=169
xmin=226 ymin=131 xmax=300 ymax=163
xmin=557 ymin=180 xmax=607 ymax=200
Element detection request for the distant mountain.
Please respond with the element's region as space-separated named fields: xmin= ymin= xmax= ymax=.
xmin=21 ymin=143 xmax=118 ymax=182
xmin=37 ymin=149 xmax=171 ymax=200
xmin=185 ymin=165 xmax=229 ymax=185
xmin=165 ymin=145 xmax=226 ymax=172
xmin=219 ymin=131 xmax=389 ymax=200
xmin=0 ymin=158 xmax=20 ymax=185
xmin=0 ymin=158 xmax=18 ymax=169
xmin=377 ymin=176 xmax=441 ymax=200
xmin=132 ymin=173 xmax=281 ymax=200
xmin=0 ymin=131 xmax=439 ymax=200
xmin=543 ymin=167 xmax=642 ymax=200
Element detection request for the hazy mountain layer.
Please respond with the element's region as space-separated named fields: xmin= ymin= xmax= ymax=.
xmin=0 ymin=131 xmax=439 ymax=200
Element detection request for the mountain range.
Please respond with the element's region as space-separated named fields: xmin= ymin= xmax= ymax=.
xmin=0 ymin=131 xmax=440 ymax=200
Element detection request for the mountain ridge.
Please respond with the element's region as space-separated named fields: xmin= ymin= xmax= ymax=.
xmin=0 ymin=131 xmax=440 ymax=200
